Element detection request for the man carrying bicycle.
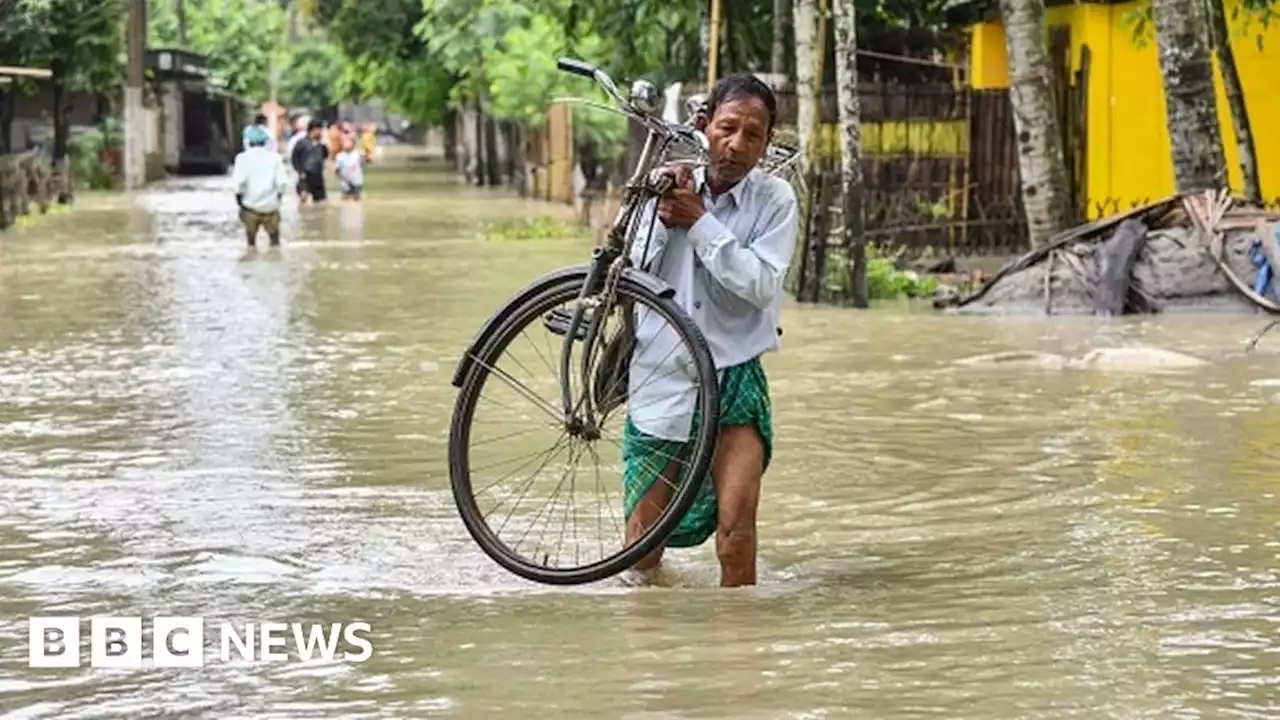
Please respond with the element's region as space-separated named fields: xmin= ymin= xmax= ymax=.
xmin=623 ymin=73 xmax=799 ymax=587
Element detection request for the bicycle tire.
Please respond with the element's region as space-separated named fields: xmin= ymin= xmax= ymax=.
xmin=449 ymin=271 xmax=721 ymax=585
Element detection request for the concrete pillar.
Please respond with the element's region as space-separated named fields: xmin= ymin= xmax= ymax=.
xmin=123 ymin=0 xmax=147 ymax=189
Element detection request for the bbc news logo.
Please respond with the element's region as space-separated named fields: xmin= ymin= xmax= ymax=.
xmin=28 ymin=617 xmax=374 ymax=668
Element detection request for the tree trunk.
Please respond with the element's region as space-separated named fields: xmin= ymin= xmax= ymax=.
xmin=176 ymin=0 xmax=188 ymax=46
xmin=832 ymin=0 xmax=866 ymax=307
xmin=443 ymin=108 xmax=456 ymax=164
xmin=772 ymin=0 xmax=790 ymax=74
xmin=473 ymin=102 xmax=485 ymax=186
xmin=1152 ymin=0 xmax=1227 ymax=193
xmin=51 ymin=63 xmax=71 ymax=204
xmin=484 ymin=112 xmax=500 ymax=186
xmin=699 ymin=4 xmax=711 ymax=82
xmin=999 ymin=0 xmax=1072 ymax=249
xmin=1206 ymin=0 xmax=1262 ymax=204
xmin=793 ymin=0 xmax=817 ymax=166
xmin=0 ymin=90 xmax=13 ymax=154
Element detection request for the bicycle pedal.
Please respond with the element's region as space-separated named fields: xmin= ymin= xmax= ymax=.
xmin=543 ymin=308 xmax=590 ymax=340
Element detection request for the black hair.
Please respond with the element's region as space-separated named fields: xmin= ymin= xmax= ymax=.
xmin=706 ymin=73 xmax=778 ymax=132
xmin=308 ymin=119 xmax=324 ymax=131
xmin=255 ymin=113 xmax=268 ymax=125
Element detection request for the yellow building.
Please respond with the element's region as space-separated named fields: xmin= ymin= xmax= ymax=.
xmin=967 ymin=0 xmax=1280 ymax=219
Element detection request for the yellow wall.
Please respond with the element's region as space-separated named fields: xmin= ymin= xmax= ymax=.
xmin=969 ymin=0 xmax=1280 ymax=218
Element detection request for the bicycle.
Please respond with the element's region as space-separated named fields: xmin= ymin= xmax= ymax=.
xmin=447 ymin=57 xmax=800 ymax=585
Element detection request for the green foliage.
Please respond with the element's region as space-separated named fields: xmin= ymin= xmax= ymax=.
xmin=823 ymin=243 xmax=940 ymax=301
xmin=318 ymin=0 xmax=451 ymax=122
xmin=281 ymin=36 xmax=344 ymax=111
xmin=68 ymin=118 xmax=122 ymax=190
xmin=480 ymin=10 xmax=627 ymax=149
xmin=149 ymin=0 xmax=288 ymax=100
xmin=482 ymin=214 xmax=582 ymax=241
xmin=0 ymin=0 xmax=122 ymax=96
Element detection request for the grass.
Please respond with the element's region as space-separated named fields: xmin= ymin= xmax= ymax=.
xmin=482 ymin=214 xmax=582 ymax=241
xmin=823 ymin=243 xmax=941 ymax=301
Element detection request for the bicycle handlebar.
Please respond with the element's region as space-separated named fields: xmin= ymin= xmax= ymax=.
xmin=555 ymin=57 xmax=596 ymax=79
xmin=554 ymin=56 xmax=702 ymax=146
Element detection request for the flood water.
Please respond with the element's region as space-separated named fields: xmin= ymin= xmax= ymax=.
xmin=4 ymin=148 xmax=1280 ymax=718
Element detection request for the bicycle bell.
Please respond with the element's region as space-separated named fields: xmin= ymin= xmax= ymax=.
xmin=628 ymin=79 xmax=662 ymax=115
xmin=684 ymin=93 xmax=709 ymax=121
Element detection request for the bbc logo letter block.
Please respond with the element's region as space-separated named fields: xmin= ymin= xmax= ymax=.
xmin=29 ymin=617 xmax=206 ymax=668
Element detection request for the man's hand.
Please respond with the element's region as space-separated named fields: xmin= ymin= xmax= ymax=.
xmin=657 ymin=166 xmax=704 ymax=229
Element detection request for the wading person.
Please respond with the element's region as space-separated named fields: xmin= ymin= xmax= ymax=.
xmin=333 ymin=134 xmax=365 ymax=201
xmin=291 ymin=120 xmax=329 ymax=204
xmin=232 ymin=126 xmax=291 ymax=248
xmin=623 ymin=74 xmax=798 ymax=587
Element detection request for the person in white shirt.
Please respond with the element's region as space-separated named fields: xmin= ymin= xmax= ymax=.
xmin=233 ymin=126 xmax=292 ymax=248
xmin=621 ymin=74 xmax=798 ymax=588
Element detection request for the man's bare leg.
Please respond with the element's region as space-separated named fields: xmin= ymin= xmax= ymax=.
xmin=712 ymin=425 xmax=765 ymax=587
xmin=266 ymin=212 xmax=282 ymax=247
xmin=624 ymin=458 xmax=681 ymax=576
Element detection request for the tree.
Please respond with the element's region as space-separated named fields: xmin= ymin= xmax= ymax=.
xmin=999 ymin=0 xmax=1071 ymax=247
xmin=793 ymin=0 xmax=819 ymax=165
xmin=1206 ymin=0 xmax=1262 ymax=204
xmin=280 ymin=35 xmax=344 ymax=113
xmin=832 ymin=0 xmax=867 ymax=307
xmin=0 ymin=0 xmax=53 ymax=154
xmin=149 ymin=0 xmax=289 ymax=101
xmin=38 ymin=0 xmax=123 ymax=201
xmin=1152 ymin=0 xmax=1227 ymax=193
xmin=772 ymin=0 xmax=790 ymax=74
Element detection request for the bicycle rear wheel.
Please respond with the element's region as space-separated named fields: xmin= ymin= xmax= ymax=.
xmin=449 ymin=272 xmax=720 ymax=585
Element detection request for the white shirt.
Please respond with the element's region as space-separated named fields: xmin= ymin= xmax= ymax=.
xmin=232 ymin=146 xmax=291 ymax=214
xmin=627 ymin=166 xmax=799 ymax=441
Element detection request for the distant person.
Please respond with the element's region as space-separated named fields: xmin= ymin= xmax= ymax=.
xmin=291 ymin=120 xmax=329 ymax=203
xmin=327 ymin=122 xmax=344 ymax=158
xmin=360 ymin=123 xmax=377 ymax=164
xmin=243 ymin=113 xmax=277 ymax=152
xmin=334 ymin=135 xmax=365 ymax=201
xmin=285 ymin=115 xmax=309 ymax=158
xmin=232 ymin=126 xmax=291 ymax=248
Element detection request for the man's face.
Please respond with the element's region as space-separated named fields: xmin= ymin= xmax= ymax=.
xmin=705 ymin=95 xmax=771 ymax=186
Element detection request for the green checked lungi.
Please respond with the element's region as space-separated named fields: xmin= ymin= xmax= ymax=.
xmin=621 ymin=356 xmax=773 ymax=549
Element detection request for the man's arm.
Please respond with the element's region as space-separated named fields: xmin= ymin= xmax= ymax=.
xmin=685 ymin=189 xmax=799 ymax=309
xmin=231 ymin=156 xmax=248 ymax=206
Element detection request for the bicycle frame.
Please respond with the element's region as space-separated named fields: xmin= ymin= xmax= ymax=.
xmin=550 ymin=58 xmax=711 ymax=427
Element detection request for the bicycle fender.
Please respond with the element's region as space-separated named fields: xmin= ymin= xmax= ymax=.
xmin=620 ymin=267 xmax=676 ymax=301
xmin=450 ymin=265 xmax=676 ymax=388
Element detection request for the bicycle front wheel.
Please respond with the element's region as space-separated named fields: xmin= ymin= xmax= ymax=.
xmin=449 ymin=272 xmax=720 ymax=585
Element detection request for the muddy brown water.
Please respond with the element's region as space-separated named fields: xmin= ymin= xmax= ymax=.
xmin=3 ymin=148 xmax=1280 ymax=718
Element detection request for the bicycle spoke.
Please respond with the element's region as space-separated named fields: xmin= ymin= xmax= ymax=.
xmin=466 ymin=350 xmax=563 ymax=423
